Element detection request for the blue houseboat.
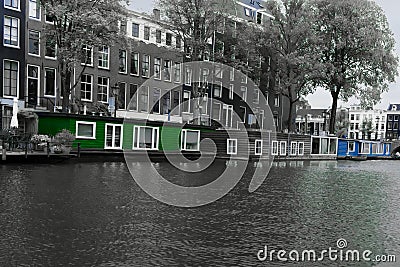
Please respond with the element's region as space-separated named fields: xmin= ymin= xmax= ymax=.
xmin=338 ymin=139 xmax=392 ymax=159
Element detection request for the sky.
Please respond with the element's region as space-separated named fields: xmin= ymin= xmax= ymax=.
xmin=128 ymin=0 xmax=400 ymax=110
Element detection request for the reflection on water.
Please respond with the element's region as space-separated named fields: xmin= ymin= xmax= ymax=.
xmin=0 ymin=160 xmax=399 ymax=266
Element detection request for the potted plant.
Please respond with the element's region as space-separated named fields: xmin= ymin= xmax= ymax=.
xmin=31 ymin=134 xmax=51 ymax=151
xmin=52 ymin=129 xmax=75 ymax=154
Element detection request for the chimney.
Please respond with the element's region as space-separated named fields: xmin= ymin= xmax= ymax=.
xmin=153 ymin=8 xmax=161 ymax=20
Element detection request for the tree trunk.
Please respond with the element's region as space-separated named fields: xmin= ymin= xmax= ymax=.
xmin=61 ymin=66 xmax=72 ymax=113
xmin=287 ymin=100 xmax=294 ymax=132
xmin=329 ymin=92 xmax=339 ymax=134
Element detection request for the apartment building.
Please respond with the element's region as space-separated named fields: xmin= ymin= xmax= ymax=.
xmin=386 ymin=103 xmax=400 ymax=140
xmin=348 ymin=105 xmax=386 ymax=140
xmin=1 ymin=0 xmax=26 ymax=129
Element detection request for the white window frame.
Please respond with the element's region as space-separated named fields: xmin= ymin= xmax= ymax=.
xmin=28 ymin=29 xmax=40 ymax=57
xmin=130 ymin=52 xmax=139 ymax=76
xmin=214 ymin=81 xmax=222 ymax=98
xmin=119 ymin=50 xmax=128 ymax=74
xmin=360 ymin=142 xmax=371 ymax=155
xmin=386 ymin=144 xmax=391 ymax=155
xmin=4 ymin=0 xmax=20 ymax=11
xmin=44 ymin=67 xmax=56 ymax=97
xmin=348 ymin=141 xmax=355 ymax=153
xmin=132 ymin=126 xmax=159 ymax=151
xmin=240 ymin=86 xmax=247 ymax=101
xmin=174 ymin=62 xmax=181 ymax=83
xmin=29 ymin=0 xmax=41 ymax=20
xmin=3 ymin=16 xmax=20 ymax=48
xmin=271 ymin=141 xmax=279 ymax=156
xmin=253 ymin=89 xmax=260 ymax=104
xmin=80 ymin=74 xmax=93 ymax=102
xmin=255 ymin=140 xmax=263 ymax=156
xmin=45 ymin=36 xmax=57 ymax=60
xmin=280 ymin=141 xmax=287 ymax=156
xmin=98 ymin=46 xmax=110 ymax=70
xmin=183 ymin=90 xmax=191 ymax=113
xmin=185 ymin=67 xmax=192 ymax=86
xmin=27 ymin=64 xmax=40 ymax=104
xmin=76 ymin=121 xmax=96 ymax=140
xmin=3 ymin=59 xmax=19 ymax=98
xmin=181 ymin=129 xmax=201 ymax=151
xmin=97 ymin=76 xmax=109 ymax=103
xmin=227 ymin=139 xmax=238 ymax=155
xmin=81 ymin=45 xmax=93 ymax=67
xmin=229 ymin=84 xmax=234 ymax=100
xmin=142 ymin=54 xmax=150 ymax=78
xmin=163 ymin=59 xmax=172 ymax=82
xmin=104 ymin=123 xmax=123 ymax=150
xmin=290 ymin=142 xmax=298 ymax=156
xmin=298 ymin=142 xmax=305 ymax=156
xmin=154 ymin=58 xmax=162 ymax=80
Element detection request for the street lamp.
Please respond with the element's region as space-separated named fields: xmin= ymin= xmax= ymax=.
xmin=111 ymin=82 xmax=120 ymax=118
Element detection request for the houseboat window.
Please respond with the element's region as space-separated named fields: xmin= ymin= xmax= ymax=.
xmin=227 ymin=139 xmax=237 ymax=155
xmin=379 ymin=143 xmax=384 ymax=154
xmin=133 ymin=126 xmax=159 ymax=150
xmin=105 ymin=124 xmax=123 ymax=149
xmin=372 ymin=143 xmax=378 ymax=154
xmin=329 ymin=139 xmax=337 ymax=155
xmin=255 ymin=140 xmax=262 ymax=155
xmin=181 ymin=130 xmax=200 ymax=151
xmin=298 ymin=142 xmax=305 ymax=156
xmin=360 ymin=143 xmax=370 ymax=154
xmin=76 ymin=121 xmax=96 ymax=139
xmin=272 ymin=141 xmax=279 ymax=156
xmin=321 ymin=138 xmax=329 ymax=155
xmin=280 ymin=141 xmax=287 ymax=156
xmin=348 ymin=142 xmax=355 ymax=152
xmin=386 ymin=144 xmax=391 ymax=155
xmin=290 ymin=142 xmax=297 ymax=156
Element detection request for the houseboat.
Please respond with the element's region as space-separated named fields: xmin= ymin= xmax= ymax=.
xmin=337 ymin=139 xmax=392 ymax=160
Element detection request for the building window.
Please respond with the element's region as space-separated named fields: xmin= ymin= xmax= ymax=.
xmin=142 ymin=55 xmax=150 ymax=77
xmin=3 ymin=16 xmax=19 ymax=47
xmin=212 ymin=102 xmax=221 ymax=120
xmin=97 ymin=77 xmax=109 ymax=103
xmin=152 ymin=88 xmax=161 ymax=114
xmin=133 ymin=126 xmax=159 ymax=150
xmin=185 ymin=67 xmax=192 ymax=85
xmin=214 ymin=82 xmax=222 ymax=98
xmin=166 ymin=33 xmax=172 ymax=46
xmin=163 ymin=60 xmax=171 ymax=81
xmin=3 ymin=60 xmax=19 ymax=97
xmin=290 ymin=142 xmax=297 ymax=156
xmin=4 ymin=0 xmax=20 ymax=10
xmin=80 ymin=74 xmax=93 ymax=101
xmin=28 ymin=30 xmax=40 ymax=56
xmin=227 ymin=139 xmax=237 ymax=155
xmin=174 ymin=63 xmax=181 ymax=83
xmin=272 ymin=141 xmax=279 ymax=156
xmin=76 ymin=121 xmax=96 ymax=139
xmin=130 ymin=52 xmax=139 ymax=76
xmin=229 ymin=84 xmax=234 ymax=100
xmin=274 ymin=95 xmax=280 ymax=107
xmin=139 ymin=86 xmax=149 ymax=112
xmin=255 ymin=140 xmax=263 ymax=155
xmin=44 ymin=68 xmax=56 ymax=97
xmin=240 ymin=86 xmax=247 ymax=101
xmin=132 ymin=23 xmax=139 ymax=37
xmin=162 ymin=90 xmax=171 ymax=115
xmin=1 ymin=106 xmax=12 ymax=130
xmin=98 ymin=46 xmax=109 ymax=69
xmin=298 ymin=142 xmax=305 ymax=156
xmin=119 ymin=50 xmax=127 ymax=74
xmin=253 ymin=89 xmax=260 ymax=104
xmin=29 ymin=0 xmax=40 ymax=19
xmin=181 ymin=130 xmax=200 ymax=151
xmin=183 ymin=91 xmax=191 ymax=113
xmin=120 ymin=20 xmax=127 ymax=34
xmin=280 ymin=141 xmax=287 ymax=156
xmin=105 ymin=124 xmax=123 ymax=150
xmin=27 ymin=65 xmax=39 ymax=102
xmin=144 ymin=26 xmax=150 ymax=40
xmin=154 ymin=58 xmax=161 ymax=80
xmin=82 ymin=45 xmax=93 ymax=66
xmin=117 ymin=82 xmax=126 ymax=110
xmin=128 ymin=84 xmax=138 ymax=111
xmin=156 ymin=30 xmax=162 ymax=43
xmin=176 ymin=36 xmax=181 ymax=49
xmin=45 ymin=36 xmax=56 ymax=58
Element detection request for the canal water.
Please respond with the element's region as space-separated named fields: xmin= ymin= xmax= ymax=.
xmin=0 ymin=160 xmax=399 ymax=266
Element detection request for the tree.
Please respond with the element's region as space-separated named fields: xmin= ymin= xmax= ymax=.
xmin=311 ymin=0 xmax=398 ymax=133
xmin=259 ymin=0 xmax=321 ymax=132
xmin=40 ymin=0 xmax=128 ymax=112
xmin=157 ymin=0 xmax=232 ymax=124
xmin=361 ymin=119 xmax=374 ymax=140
